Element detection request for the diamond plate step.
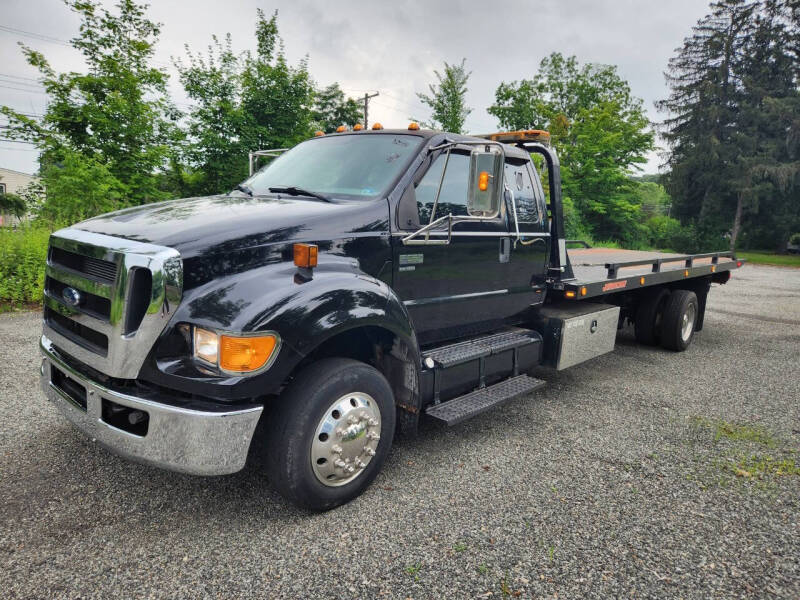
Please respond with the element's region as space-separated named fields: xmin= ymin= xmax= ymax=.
xmin=424 ymin=374 xmax=546 ymax=426
xmin=423 ymin=329 xmax=540 ymax=369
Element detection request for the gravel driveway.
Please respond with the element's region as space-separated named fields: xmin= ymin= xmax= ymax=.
xmin=1 ymin=264 xmax=798 ymax=599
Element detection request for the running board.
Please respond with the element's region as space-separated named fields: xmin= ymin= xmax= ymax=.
xmin=425 ymin=374 xmax=546 ymax=426
xmin=423 ymin=329 xmax=540 ymax=369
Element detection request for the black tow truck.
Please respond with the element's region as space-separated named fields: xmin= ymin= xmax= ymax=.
xmin=39 ymin=126 xmax=742 ymax=510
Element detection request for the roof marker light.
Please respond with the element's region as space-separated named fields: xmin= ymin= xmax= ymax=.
xmin=408 ymin=122 xmax=420 ymax=130
xmin=372 ymin=122 xmax=383 ymax=130
xmin=353 ymin=124 xmax=363 ymax=131
xmin=314 ymin=130 xmax=324 ymax=137
xmin=335 ymin=125 xmax=347 ymax=133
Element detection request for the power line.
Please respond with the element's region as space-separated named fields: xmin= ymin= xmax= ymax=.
xmin=0 ymin=25 xmax=72 ymax=47
xmin=361 ymin=92 xmax=379 ymax=129
xmin=0 ymin=72 xmax=41 ymax=83
xmin=0 ymin=84 xmax=47 ymax=95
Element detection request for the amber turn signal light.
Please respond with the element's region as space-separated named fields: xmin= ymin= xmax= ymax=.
xmin=294 ymin=243 xmax=318 ymax=268
xmin=219 ymin=334 xmax=279 ymax=373
xmin=565 ymin=290 xmax=577 ymax=299
xmin=478 ymin=171 xmax=490 ymax=191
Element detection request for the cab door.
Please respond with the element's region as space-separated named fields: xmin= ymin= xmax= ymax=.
xmin=392 ymin=150 xmax=545 ymax=346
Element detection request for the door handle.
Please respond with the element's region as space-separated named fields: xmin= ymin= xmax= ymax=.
xmin=499 ymin=238 xmax=511 ymax=263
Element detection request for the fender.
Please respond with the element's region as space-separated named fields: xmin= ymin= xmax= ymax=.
xmin=141 ymin=255 xmax=420 ymax=401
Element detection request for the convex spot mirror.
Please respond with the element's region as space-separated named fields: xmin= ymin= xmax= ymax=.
xmin=467 ymin=147 xmax=503 ymax=218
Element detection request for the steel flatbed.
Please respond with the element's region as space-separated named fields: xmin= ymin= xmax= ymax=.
xmin=558 ymin=247 xmax=743 ymax=300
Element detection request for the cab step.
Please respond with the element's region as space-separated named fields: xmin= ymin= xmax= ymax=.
xmin=423 ymin=328 xmax=540 ymax=369
xmin=424 ymin=374 xmax=546 ymax=426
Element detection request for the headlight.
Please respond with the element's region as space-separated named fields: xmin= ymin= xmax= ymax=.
xmin=192 ymin=327 xmax=280 ymax=375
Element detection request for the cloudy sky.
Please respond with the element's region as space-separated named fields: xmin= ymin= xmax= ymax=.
xmin=1 ymin=0 xmax=711 ymax=176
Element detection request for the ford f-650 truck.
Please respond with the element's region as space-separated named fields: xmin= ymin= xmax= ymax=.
xmin=39 ymin=126 xmax=742 ymax=510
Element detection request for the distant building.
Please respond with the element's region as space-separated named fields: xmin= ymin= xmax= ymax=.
xmin=0 ymin=167 xmax=38 ymax=226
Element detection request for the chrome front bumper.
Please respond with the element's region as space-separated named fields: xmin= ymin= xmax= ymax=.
xmin=39 ymin=335 xmax=263 ymax=476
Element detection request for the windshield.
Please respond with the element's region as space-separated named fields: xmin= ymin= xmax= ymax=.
xmin=244 ymin=134 xmax=424 ymax=200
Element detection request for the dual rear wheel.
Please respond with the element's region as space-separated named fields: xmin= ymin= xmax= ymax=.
xmin=635 ymin=288 xmax=699 ymax=351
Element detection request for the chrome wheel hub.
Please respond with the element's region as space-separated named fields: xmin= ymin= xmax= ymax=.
xmin=311 ymin=392 xmax=381 ymax=487
xmin=681 ymin=303 xmax=696 ymax=342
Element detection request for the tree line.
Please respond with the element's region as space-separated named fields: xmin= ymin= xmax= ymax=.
xmin=1 ymin=0 xmax=797 ymax=253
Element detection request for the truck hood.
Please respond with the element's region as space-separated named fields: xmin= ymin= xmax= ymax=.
xmin=75 ymin=194 xmax=388 ymax=259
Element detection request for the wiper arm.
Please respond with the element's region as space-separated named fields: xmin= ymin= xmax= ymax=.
xmin=268 ymin=186 xmax=331 ymax=202
xmin=236 ymin=183 xmax=254 ymax=196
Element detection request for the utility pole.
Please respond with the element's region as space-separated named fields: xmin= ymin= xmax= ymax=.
xmin=363 ymin=92 xmax=379 ymax=129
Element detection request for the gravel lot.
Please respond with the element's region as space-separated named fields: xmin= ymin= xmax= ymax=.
xmin=1 ymin=264 xmax=799 ymax=599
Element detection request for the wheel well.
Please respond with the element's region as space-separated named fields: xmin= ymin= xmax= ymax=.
xmin=290 ymin=326 xmax=421 ymax=436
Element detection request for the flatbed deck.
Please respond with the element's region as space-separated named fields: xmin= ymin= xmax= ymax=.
xmin=560 ymin=247 xmax=741 ymax=299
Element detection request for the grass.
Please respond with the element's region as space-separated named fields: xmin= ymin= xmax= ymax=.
xmin=689 ymin=417 xmax=798 ymax=488
xmin=736 ymin=251 xmax=800 ymax=267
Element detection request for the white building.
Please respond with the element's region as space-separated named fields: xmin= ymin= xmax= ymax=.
xmin=0 ymin=167 xmax=38 ymax=226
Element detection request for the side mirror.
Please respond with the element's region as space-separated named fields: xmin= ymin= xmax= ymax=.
xmin=467 ymin=147 xmax=503 ymax=218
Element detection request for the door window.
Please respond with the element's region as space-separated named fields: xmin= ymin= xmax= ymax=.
xmin=415 ymin=152 xmax=470 ymax=223
xmin=504 ymin=161 xmax=540 ymax=224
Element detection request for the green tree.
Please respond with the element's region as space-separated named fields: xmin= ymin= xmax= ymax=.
xmin=174 ymin=33 xmax=248 ymax=195
xmin=175 ymin=10 xmax=316 ymax=195
xmin=1 ymin=0 xmax=179 ymax=213
xmin=416 ymin=59 xmax=472 ymax=133
xmin=313 ymin=83 xmax=362 ymax=133
xmin=0 ymin=192 xmax=27 ymax=220
xmin=490 ymin=53 xmax=654 ymax=243
xmin=658 ymin=0 xmax=799 ymax=251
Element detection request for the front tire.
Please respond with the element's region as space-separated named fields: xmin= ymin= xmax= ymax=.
xmin=263 ymin=358 xmax=395 ymax=511
xmin=660 ymin=290 xmax=699 ymax=351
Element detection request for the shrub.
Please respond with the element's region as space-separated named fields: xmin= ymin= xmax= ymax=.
xmin=646 ymin=215 xmax=682 ymax=249
xmin=789 ymin=233 xmax=800 ymax=246
xmin=0 ymin=225 xmax=51 ymax=306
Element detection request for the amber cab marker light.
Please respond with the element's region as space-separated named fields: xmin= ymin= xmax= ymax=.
xmin=335 ymin=125 xmax=347 ymax=133
xmin=293 ymin=243 xmax=318 ymax=268
xmin=314 ymin=130 xmax=324 ymax=137
xmin=565 ymin=290 xmax=577 ymax=299
xmin=219 ymin=334 xmax=278 ymax=373
xmin=408 ymin=122 xmax=420 ymax=130
xmin=372 ymin=122 xmax=383 ymax=130
xmin=353 ymin=123 xmax=364 ymax=131
xmin=478 ymin=171 xmax=490 ymax=191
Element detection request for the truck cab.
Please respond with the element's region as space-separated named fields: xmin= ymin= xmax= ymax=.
xmin=38 ymin=126 xmax=741 ymax=510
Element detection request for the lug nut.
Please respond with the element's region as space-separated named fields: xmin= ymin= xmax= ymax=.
xmin=368 ymin=418 xmax=378 ymax=427
xmin=364 ymin=447 xmax=376 ymax=456
xmin=367 ymin=432 xmax=380 ymax=441
xmin=347 ymin=415 xmax=359 ymax=425
xmin=354 ymin=458 xmax=366 ymax=469
xmin=336 ymin=428 xmax=344 ymax=438
xmin=334 ymin=459 xmax=346 ymax=469
xmin=331 ymin=444 xmax=342 ymax=454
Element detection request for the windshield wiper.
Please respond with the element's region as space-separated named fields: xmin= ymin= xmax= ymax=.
xmin=236 ymin=183 xmax=254 ymax=196
xmin=268 ymin=186 xmax=331 ymax=203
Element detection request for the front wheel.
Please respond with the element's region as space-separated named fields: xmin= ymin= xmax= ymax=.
xmin=263 ymin=358 xmax=395 ymax=511
xmin=660 ymin=290 xmax=699 ymax=351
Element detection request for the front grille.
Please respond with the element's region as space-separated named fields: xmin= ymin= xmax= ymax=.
xmin=45 ymin=276 xmax=111 ymax=320
xmin=50 ymin=246 xmax=118 ymax=283
xmin=43 ymin=230 xmax=182 ymax=378
xmin=45 ymin=306 xmax=109 ymax=356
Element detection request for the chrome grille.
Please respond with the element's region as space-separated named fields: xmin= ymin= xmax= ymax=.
xmin=42 ymin=229 xmax=183 ymax=378
xmin=49 ymin=246 xmax=118 ymax=283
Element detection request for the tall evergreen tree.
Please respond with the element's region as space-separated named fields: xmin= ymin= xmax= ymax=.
xmin=658 ymin=0 xmax=799 ymax=251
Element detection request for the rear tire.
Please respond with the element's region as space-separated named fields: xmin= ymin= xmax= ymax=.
xmin=660 ymin=290 xmax=698 ymax=351
xmin=635 ymin=288 xmax=670 ymax=346
xmin=263 ymin=358 xmax=395 ymax=511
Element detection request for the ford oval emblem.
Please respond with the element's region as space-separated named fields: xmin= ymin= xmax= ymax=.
xmin=62 ymin=287 xmax=82 ymax=307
